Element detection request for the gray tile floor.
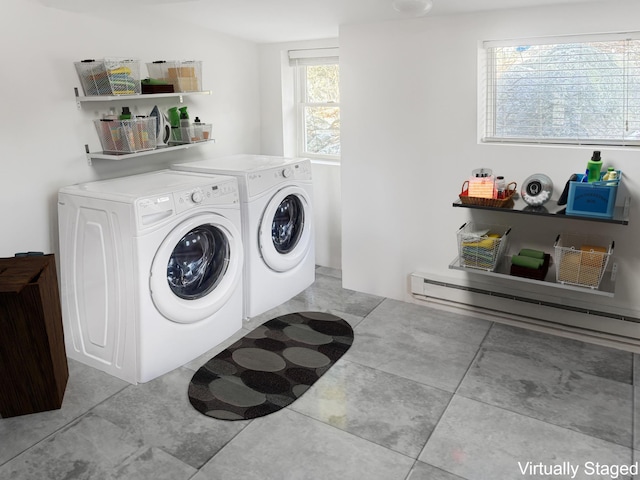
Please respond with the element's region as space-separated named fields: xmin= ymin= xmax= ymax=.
xmin=1 ymin=267 xmax=638 ymax=479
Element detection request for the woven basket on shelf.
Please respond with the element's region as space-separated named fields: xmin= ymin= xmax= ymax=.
xmin=459 ymin=181 xmax=517 ymax=208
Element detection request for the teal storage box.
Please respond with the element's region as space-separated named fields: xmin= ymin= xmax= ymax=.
xmin=566 ymin=171 xmax=621 ymax=219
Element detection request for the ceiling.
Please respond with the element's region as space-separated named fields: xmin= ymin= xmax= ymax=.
xmin=40 ymin=0 xmax=606 ymax=44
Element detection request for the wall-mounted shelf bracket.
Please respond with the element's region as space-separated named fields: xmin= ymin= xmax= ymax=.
xmin=84 ymin=144 xmax=92 ymax=166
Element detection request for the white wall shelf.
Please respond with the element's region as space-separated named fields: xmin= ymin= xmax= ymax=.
xmin=84 ymin=140 xmax=215 ymax=166
xmin=449 ymin=256 xmax=616 ymax=297
xmin=74 ymin=88 xmax=212 ymax=109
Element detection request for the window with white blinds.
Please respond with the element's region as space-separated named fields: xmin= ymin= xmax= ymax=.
xmin=483 ymin=33 xmax=640 ymax=146
xmin=289 ymin=48 xmax=340 ymax=160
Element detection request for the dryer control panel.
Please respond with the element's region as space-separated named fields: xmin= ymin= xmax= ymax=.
xmin=246 ymin=161 xmax=312 ymax=198
xmin=173 ymin=179 xmax=239 ymax=214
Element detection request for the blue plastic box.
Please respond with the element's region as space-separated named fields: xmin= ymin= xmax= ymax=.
xmin=566 ymin=171 xmax=621 ymax=219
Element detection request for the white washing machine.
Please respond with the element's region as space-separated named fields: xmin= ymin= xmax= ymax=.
xmin=58 ymin=169 xmax=243 ymax=384
xmin=172 ymin=154 xmax=315 ymax=319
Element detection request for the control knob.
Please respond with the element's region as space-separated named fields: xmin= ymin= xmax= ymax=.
xmin=282 ymin=167 xmax=292 ymax=178
xmin=191 ymin=190 xmax=204 ymax=203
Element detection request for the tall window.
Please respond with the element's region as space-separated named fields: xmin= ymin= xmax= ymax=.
xmin=290 ymin=48 xmax=340 ymax=160
xmin=482 ymin=33 xmax=640 ymax=146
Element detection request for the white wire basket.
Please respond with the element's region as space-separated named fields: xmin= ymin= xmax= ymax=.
xmin=94 ymin=117 xmax=157 ymax=154
xmin=554 ymin=233 xmax=613 ymax=289
xmin=75 ymin=58 xmax=142 ymax=96
xmin=456 ymin=222 xmax=511 ymax=271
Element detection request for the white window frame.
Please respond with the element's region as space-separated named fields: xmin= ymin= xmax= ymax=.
xmin=289 ymin=48 xmax=340 ymax=162
xmin=481 ymin=32 xmax=640 ymax=147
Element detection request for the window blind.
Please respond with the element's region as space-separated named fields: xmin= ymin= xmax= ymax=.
xmin=288 ymin=47 xmax=339 ymax=67
xmin=483 ymin=33 xmax=640 ymax=146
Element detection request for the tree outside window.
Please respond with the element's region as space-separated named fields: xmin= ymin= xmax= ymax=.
xmin=299 ymin=64 xmax=340 ymax=159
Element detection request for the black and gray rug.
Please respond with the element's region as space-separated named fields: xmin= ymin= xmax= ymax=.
xmin=188 ymin=311 xmax=354 ymax=420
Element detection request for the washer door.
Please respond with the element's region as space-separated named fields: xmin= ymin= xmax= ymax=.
xmin=150 ymin=213 xmax=243 ymax=323
xmin=259 ymin=186 xmax=312 ymax=272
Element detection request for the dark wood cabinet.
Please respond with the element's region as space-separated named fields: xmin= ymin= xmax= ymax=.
xmin=0 ymin=255 xmax=68 ymax=418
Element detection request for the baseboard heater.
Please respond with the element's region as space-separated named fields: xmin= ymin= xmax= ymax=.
xmin=410 ymin=272 xmax=640 ymax=348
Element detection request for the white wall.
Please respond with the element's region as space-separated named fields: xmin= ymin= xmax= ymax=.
xmin=258 ymin=39 xmax=342 ymax=269
xmin=1 ymin=1 xmax=260 ymax=258
xmin=341 ymin=0 xmax=640 ymax=320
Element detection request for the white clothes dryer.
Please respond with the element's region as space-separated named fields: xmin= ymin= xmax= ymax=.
xmin=172 ymin=154 xmax=315 ymax=319
xmin=58 ymin=169 xmax=243 ymax=383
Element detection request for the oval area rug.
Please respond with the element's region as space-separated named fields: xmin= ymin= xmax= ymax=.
xmin=188 ymin=311 xmax=354 ymax=420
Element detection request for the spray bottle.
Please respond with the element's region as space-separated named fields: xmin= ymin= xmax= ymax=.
xmin=167 ymin=106 xmax=181 ymax=142
xmin=179 ymin=106 xmax=190 ymax=127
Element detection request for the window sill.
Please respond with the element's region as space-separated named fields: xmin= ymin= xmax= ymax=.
xmin=309 ymin=158 xmax=340 ymax=166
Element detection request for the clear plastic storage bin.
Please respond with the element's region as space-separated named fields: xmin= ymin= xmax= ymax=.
xmin=456 ymin=222 xmax=511 ymax=271
xmin=169 ymin=124 xmax=212 ymax=145
xmin=146 ymin=60 xmax=202 ymax=92
xmin=94 ymin=117 xmax=157 ymax=154
xmin=75 ymin=58 xmax=142 ymax=96
xmin=554 ymin=233 xmax=613 ymax=289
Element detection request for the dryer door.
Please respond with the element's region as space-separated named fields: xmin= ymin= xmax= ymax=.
xmin=259 ymin=186 xmax=312 ymax=272
xmin=150 ymin=212 xmax=243 ymax=323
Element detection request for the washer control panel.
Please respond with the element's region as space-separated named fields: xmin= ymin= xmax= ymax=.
xmin=135 ymin=179 xmax=239 ymax=227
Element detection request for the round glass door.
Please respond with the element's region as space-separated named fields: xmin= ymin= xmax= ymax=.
xmin=150 ymin=213 xmax=243 ymax=324
xmin=259 ymin=186 xmax=313 ymax=273
xmin=167 ymin=225 xmax=229 ymax=300
xmin=272 ymin=195 xmax=304 ymax=254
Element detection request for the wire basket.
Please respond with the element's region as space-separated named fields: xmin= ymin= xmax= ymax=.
xmin=75 ymin=58 xmax=142 ymax=96
xmin=94 ymin=117 xmax=157 ymax=154
xmin=554 ymin=233 xmax=613 ymax=289
xmin=457 ymin=222 xmax=511 ymax=271
xmin=459 ymin=181 xmax=517 ymax=208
